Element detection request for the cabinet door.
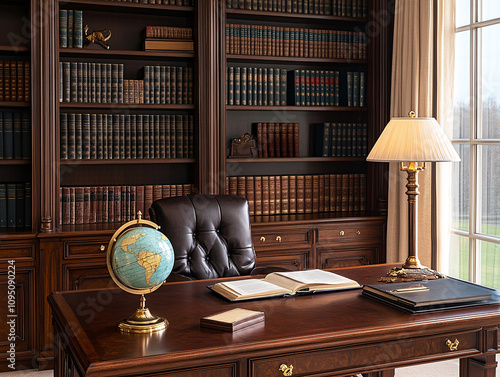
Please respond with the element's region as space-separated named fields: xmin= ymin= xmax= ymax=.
xmin=256 ymin=248 xmax=309 ymax=271
xmin=317 ymin=246 xmax=381 ymax=269
xmin=62 ymin=262 xmax=115 ymax=291
xmin=0 ymin=266 xmax=36 ymax=372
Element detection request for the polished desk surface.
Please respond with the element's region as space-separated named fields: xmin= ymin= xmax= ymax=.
xmin=48 ymin=264 xmax=500 ymax=377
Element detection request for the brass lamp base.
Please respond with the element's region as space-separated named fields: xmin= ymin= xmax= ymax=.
xmin=117 ymin=295 xmax=168 ymax=334
xmin=379 ymin=257 xmax=447 ymax=283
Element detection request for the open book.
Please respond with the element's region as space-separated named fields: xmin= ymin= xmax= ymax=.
xmin=210 ymin=269 xmax=361 ymax=301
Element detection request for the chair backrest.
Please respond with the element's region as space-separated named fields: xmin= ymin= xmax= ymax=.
xmin=149 ymin=194 xmax=256 ymax=280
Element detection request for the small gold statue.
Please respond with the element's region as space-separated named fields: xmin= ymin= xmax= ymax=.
xmin=84 ymin=25 xmax=111 ymax=49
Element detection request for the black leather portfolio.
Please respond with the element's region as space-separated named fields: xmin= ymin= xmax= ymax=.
xmin=362 ymin=277 xmax=500 ymax=313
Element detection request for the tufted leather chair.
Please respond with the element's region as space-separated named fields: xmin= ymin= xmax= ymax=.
xmin=150 ymin=194 xmax=275 ymax=281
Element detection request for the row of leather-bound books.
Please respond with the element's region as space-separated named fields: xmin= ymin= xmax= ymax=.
xmin=0 ymin=182 xmax=31 ymax=229
xmin=105 ymin=0 xmax=194 ymax=4
xmin=314 ymin=122 xmax=368 ymax=157
xmin=60 ymin=62 xmax=193 ymax=105
xmin=0 ymin=60 xmax=30 ymax=102
xmin=60 ymin=113 xmax=194 ymax=160
xmin=59 ymin=184 xmax=194 ymax=225
xmin=226 ymin=173 xmax=367 ymax=216
xmin=59 ymin=10 xmax=83 ymax=48
xmin=255 ymin=122 xmax=299 ymax=158
xmin=226 ymin=0 xmax=367 ymax=17
xmin=226 ymin=24 xmax=366 ymax=60
xmin=0 ymin=111 xmax=31 ymax=160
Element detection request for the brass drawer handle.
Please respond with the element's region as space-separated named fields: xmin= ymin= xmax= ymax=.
xmin=357 ymin=231 xmax=361 ymax=235
xmin=446 ymin=339 xmax=459 ymax=351
xmin=279 ymin=364 xmax=293 ymax=376
xmin=260 ymin=236 xmax=266 ymax=242
xmin=339 ymin=231 xmax=345 ymax=236
xmin=100 ymin=245 xmax=106 ymax=251
xmin=276 ymin=235 xmax=282 ymax=242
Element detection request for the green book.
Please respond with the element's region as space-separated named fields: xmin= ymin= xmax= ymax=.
xmin=7 ymin=183 xmax=16 ymax=228
xmin=314 ymin=123 xmax=330 ymax=157
xmin=0 ymin=184 xmax=6 ymax=228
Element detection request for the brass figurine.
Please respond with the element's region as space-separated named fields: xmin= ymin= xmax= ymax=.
xmin=84 ymin=25 xmax=111 ymax=49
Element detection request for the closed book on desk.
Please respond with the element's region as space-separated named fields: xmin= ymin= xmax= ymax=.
xmin=210 ymin=269 xmax=360 ymax=301
xmin=363 ymin=278 xmax=498 ymax=313
xmin=200 ymin=308 xmax=264 ymax=331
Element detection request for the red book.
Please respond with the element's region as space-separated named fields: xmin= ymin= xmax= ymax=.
xmin=288 ymin=175 xmax=297 ymax=214
xmin=254 ymin=176 xmax=262 ymax=216
xmin=280 ymin=176 xmax=289 ymax=214
xmin=62 ymin=187 xmax=70 ymax=225
xmin=267 ymin=123 xmax=275 ymax=158
xmin=130 ymin=186 xmax=136 ymax=220
xmin=262 ymin=176 xmax=270 ymax=215
xmin=318 ymin=175 xmax=324 ymax=213
xmin=75 ymin=187 xmax=84 ymax=224
xmin=102 ymin=186 xmax=109 ymax=223
xmin=70 ymin=187 xmax=76 ymax=225
xmin=96 ymin=186 xmax=103 ymax=223
xmin=144 ymin=185 xmax=154 ymax=220
xmin=136 ymin=186 xmax=145 ymax=218
xmin=246 ymin=176 xmax=255 ymax=216
xmin=261 ymin=123 xmax=268 ymax=158
xmin=114 ymin=186 xmax=122 ymax=223
xmin=293 ymin=123 xmax=300 ymax=157
xmin=256 ymin=123 xmax=263 ymax=158
xmin=268 ymin=176 xmax=275 ymax=215
xmin=107 ymin=186 xmax=115 ymax=222
xmin=274 ymin=176 xmax=281 ymax=215
xmin=296 ymin=175 xmax=305 ymax=214
xmin=274 ymin=123 xmax=281 ymax=157
xmin=89 ymin=186 xmax=97 ymax=223
xmin=304 ymin=175 xmax=313 ymax=214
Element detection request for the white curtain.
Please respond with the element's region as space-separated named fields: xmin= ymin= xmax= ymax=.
xmin=387 ymin=0 xmax=455 ymax=267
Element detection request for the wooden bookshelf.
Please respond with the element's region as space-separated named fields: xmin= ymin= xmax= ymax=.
xmin=0 ymin=0 xmax=393 ymax=372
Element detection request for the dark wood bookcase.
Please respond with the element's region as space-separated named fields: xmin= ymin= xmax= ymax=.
xmin=0 ymin=0 xmax=393 ymax=371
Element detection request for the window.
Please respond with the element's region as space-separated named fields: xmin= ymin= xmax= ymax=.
xmin=451 ymin=0 xmax=500 ymax=288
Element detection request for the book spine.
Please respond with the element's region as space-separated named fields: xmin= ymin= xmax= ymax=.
xmin=59 ymin=10 xmax=68 ymax=48
xmin=7 ymin=184 xmax=16 ymax=228
xmin=74 ymin=10 xmax=83 ymax=48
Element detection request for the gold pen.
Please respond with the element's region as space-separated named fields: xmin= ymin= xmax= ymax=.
xmin=391 ymin=286 xmax=430 ymax=293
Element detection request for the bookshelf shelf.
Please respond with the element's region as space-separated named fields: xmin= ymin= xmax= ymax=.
xmin=0 ymin=160 xmax=30 ymax=165
xmin=0 ymin=101 xmax=30 ymax=107
xmin=226 ymin=8 xmax=367 ymax=23
xmin=227 ymin=54 xmax=367 ymax=65
xmin=61 ymin=158 xmax=195 ymax=165
xmin=59 ymin=0 xmax=194 ymax=14
xmin=0 ymin=45 xmax=30 ymax=53
xmin=60 ymin=48 xmax=195 ymax=60
xmin=59 ymin=103 xmax=195 ymax=110
xmin=226 ymin=105 xmax=367 ymax=111
xmin=227 ymin=157 xmax=366 ymax=163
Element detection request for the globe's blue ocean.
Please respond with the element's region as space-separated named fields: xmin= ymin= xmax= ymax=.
xmin=112 ymin=227 xmax=174 ymax=290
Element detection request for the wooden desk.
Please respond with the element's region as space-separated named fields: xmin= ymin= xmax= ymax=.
xmin=48 ymin=264 xmax=500 ymax=377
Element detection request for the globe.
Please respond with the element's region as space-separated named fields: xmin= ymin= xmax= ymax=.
xmin=106 ymin=213 xmax=174 ymax=333
xmin=111 ymin=227 xmax=174 ymax=291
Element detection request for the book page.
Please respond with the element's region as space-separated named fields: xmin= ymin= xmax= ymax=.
xmin=213 ymin=278 xmax=291 ymax=300
xmin=265 ymin=269 xmax=360 ymax=293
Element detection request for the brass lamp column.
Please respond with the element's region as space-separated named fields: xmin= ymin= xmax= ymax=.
xmin=367 ymin=111 xmax=460 ymax=282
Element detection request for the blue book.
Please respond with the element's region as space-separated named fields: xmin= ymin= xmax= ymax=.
xmin=74 ymin=10 xmax=83 ymax=48
xmin=314 ymin=123 xmax=330 ymax=157
xmin=330 ymin=122 xmax=339 ymax=157
xmin=0 ymin=184 xmax=6 ymax=228
xmin=234 ymin=67 xmax=241 ymax=105
xmin=3 ymin=112 xmax=13 ymax=159
xmin=7 ymin=183 xmax=16 ymax=228
xmin=241 ymin=67 xmax=247 ymax=106
xmin=59 ymin=10 xmax=68 ymax=48
xmin=0 ymin=112 xmax=3 ymax=159
xmin=16 ymin=183 xmax=25 ymax=228
xmin=267 ymin=68 xmax=274 ymax=106
xmin=353 ymin=72 xmax=360 ymax=107
xmin=21 ymin=112 xmax=30 ymax=159
xmin=359 ymin=71 xmax=366 ymax=107
xmin=257 ymin=68 xmax=263 ymax=106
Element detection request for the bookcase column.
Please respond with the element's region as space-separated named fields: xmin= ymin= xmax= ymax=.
xmin=196 ymin=0 xmax=225 ymax=194
xmin=32 ymin=0 xmax=58 ymax=232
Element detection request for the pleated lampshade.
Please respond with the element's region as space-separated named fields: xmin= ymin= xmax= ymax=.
xmin=367 ymin=115 xmax=461 ymax=162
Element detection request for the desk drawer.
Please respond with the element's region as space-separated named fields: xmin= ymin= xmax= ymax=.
xmin=252 ymin=227 xmax=310 ymax=249
xmin=250 ymin=330 xmax=481 ymax=377
xmin=316 ymin=222 xmax=382 ymax=244
xmin=64 ymin=239 xmax=109 ymax=260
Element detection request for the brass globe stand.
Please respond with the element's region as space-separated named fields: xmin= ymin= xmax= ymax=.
xmin=107 ymin=211 xmax=169 ymax=333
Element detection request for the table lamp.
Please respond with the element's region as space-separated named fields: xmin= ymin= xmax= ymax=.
xmin=367 ymin=111 xmax=460 ymax=281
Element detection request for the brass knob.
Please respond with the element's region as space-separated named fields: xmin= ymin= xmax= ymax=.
xmin=100 ymin=245 xmax=105 ymax=251
xmin=357 ymin=231 xmax=361 ymax=235
xmin=279 ymin=364 xmax=293 ymax=376
xmin=339 ymin=231 xmax=345 ymax=236
xmin=276 ymin=235 xmax=282 ymax=242
xmin=446 ymin=339 xmax=459 ymax=351
xmin=260 ymin=236 xmax=266 ymax=242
